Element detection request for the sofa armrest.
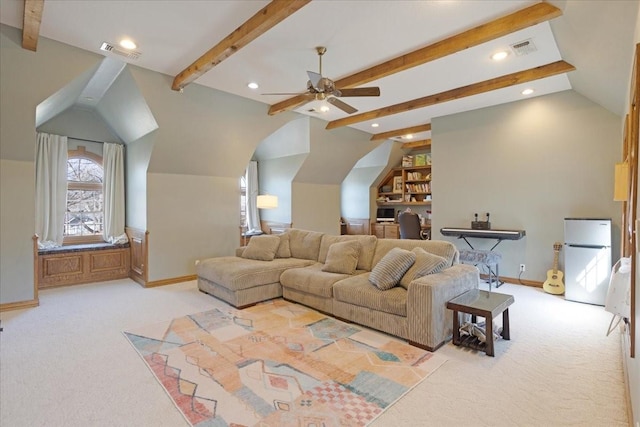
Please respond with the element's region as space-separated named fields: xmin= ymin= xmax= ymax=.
xmin=235 ymin=246 xmax=246 ymax=257
xmin=406 ymin=264 xmax=479 ymax=350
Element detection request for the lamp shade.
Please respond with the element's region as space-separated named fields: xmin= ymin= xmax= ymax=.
xmin=257 ymin=194 xmax=278 ymax=209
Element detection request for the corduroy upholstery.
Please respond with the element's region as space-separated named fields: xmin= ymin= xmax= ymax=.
xmin=197 ymin=229 xmax=479 ymax=350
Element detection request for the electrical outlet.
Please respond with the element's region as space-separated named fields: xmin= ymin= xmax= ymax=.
xmin=519 ymin=264 xmax=526 ymax=273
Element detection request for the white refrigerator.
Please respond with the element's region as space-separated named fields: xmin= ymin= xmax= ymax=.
xmin=563 ymin=218 xmax=612 ymax=306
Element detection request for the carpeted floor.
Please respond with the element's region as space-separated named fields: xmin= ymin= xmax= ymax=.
xmin=0 ymin=279 xmax=630 ymax=426
xmin=124 ymin=299 xmax=447 ymax=426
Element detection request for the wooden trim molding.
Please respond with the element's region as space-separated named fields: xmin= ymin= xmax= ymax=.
xmin=371 ymin=124 xmax=431 ymax=141
xmin=22 ymin=0 xmax=44 ymax=51
xmin=146 ymin=275 xmax=197 ymax=288
xmin=0 ymin=299 xmax=39 ymax=312
xmin=268 ymin=2 xmax=563 ymax=115
xmin=32 ymin=234 xmax=39 ymax=301
xmin=481 ymin=274 xmax=541 ymax=288
xmin=125 ymin=227 xmax=149 ymax=287
xmin=172 ymin=0 xmax=310 ymax=91
xmin=326 ymin=60 xmax=576 ymax=129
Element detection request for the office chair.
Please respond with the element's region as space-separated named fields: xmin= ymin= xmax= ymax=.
xmin=398 ymin=211 xmax=427 ymax=239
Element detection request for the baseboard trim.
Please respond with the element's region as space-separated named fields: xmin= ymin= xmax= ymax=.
xmin=480 ymin=274 xmax=542 ymax=288
xmin=0 ymin=298 xmax=39 ymax=312
xmin=145 ymin=275 xmax=197 ymax=288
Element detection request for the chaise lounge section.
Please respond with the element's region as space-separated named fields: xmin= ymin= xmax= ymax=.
xmin=196 ymin=228 xmax=479 ymax=351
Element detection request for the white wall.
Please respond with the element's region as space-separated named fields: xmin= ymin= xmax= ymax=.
xmin=146 ymin=173 xmax=239 ymax=281
xmin=433 ymin=90 xmax=621 ymax=281
xmin=0 ymin=160 xmax=36 ymax=303
xmin=0 ymin=23 xmax=382 ymax=302
xmin=292 ymin=182 xmax=341 ymax=234
xmin=0 ymin=24 xmax=102 ymax=304
xmin=125 ymin=134 xmax=154 ymax=230
xmin=258 ymin=154 xmax=306 ymax=224
xmin=38 ymin=107 xmax=121 ymax=143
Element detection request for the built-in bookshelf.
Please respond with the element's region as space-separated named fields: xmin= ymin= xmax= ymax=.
xmin=376 ymin=156 xmax=432 ymax=206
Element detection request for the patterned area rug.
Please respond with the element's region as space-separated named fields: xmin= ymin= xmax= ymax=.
xmin=123 ymin=299 xmax=447 ymax=427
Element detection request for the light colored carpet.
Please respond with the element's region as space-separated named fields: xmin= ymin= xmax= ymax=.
xmin=124 ymin=299 xmax=447 ymax=426
xmin=0 ymin=279 xmax=629 ymax=426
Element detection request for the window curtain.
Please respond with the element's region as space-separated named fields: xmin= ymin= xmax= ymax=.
xmin=35 ymin=132 xmax=68 ymax=249
xmin=246 ymin=161 xmax=261 ymax=233
xmin=102 ymin=142 xmax=128 ymax=244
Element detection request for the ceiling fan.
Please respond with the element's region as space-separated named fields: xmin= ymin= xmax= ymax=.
xmin=263 ymin=46 xmax=380 ymax=114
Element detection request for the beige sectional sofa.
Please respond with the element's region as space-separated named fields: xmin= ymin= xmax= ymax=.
xmin=197 ymin=228 xmax=479 ymax=351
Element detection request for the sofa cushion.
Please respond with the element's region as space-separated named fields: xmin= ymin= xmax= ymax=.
xmin=318 ymin=234 xmax=377 ymax=271
xmin=321 ymin=240 xmax=361 ymax=275
xmin=399 ymin=247 xmax=449 ymax=289
xmin=280 ymin=263 xmax=365 ymax=298
xmin=333 ymin=274 xmax=407 ymax=317
xmin=197 ymin=256 xmax=315 ymax=291
xmin=241 ymin=235 xmax=281 ymax=261
xmin=372 ymin=239 xmax=458 ymax=267
xmin=287 ymin=229 xmax=324 ymax=261
xmin=275 ymin=233 xmax=291 ymax=258
xmin=369 ymin=247 xmax=416 ymax=290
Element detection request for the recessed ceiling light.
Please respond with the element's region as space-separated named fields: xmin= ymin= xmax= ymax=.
xmin=404 ymin=134 xmax=414 ymax=139
xmin=247 ymin=82 xmax=259 ymax=89
xmin=371 ymin=123 xmax=379 ymax=128
xmin=522 ymin=88 xmax=534 ymax=95
xmin=491 ymin=51 xmax=508 ymax=61
xmin=119 ymin=39 xmax=137 ymax=50
xmin=319 ymin=105 xmax=330 ymax=113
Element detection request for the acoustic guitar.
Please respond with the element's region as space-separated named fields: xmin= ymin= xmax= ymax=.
xmin=543 ymin=242 xmax=565 ymax=295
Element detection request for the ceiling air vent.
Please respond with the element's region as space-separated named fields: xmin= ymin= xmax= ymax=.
xmin=100 ymin=42 xmax=141 ymax=60
xmin=510 ymin=39 xmax=537 ymax=56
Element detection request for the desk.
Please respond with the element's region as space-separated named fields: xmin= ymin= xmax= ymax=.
xmin=440 ymin=227 xmax=525 ymax=250
xmin=371 ymin=222 xmax=431 ymax=239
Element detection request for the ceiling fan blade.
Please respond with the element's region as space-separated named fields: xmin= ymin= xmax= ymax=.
xmin=327 ymin=97 xmax=358 ymax=114
xmin=337 ymin=87 xmax=380 ymax=97
xmin=262 ymin=92 xmax=307 ymax=95
xmin=307 ymin=71 xmax=322 ymax=90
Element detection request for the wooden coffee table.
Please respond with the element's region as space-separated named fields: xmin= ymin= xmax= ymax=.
xmin=447 ymin=289 xmax=514 ymax=356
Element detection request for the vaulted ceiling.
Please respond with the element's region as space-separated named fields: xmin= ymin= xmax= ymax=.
xmin=1 ymin=0 xmax=637 ymax=146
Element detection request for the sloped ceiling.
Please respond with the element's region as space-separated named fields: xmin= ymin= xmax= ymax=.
xmin=3 ymin=0 xmax=638 ymax=146
xmin=36 ymin=57 xmax=158 ymax=144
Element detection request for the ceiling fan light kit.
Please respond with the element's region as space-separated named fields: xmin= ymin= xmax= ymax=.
xmin=263 ymin=46 xmax=381 ymax=115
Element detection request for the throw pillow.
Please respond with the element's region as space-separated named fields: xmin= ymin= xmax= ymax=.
xmin=241 ymin=235 xmax=281 ymax=261
xmin=399 ymin=247 xmax=449 ymax=289
xmin=322 ymin=240 xmax=361 ymax=275
xmin=369 ymin=247 xmax=416 ymax=290
xmin=275 ymin=233 xmax=291 ymax=258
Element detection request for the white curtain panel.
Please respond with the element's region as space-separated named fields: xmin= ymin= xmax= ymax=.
xmin=35 ymin=132 xmax=68 ymax=248
xmin=103 ymin=142 xmax=128 ymax=244
xmin=246 ymin=160 xmax=261 ymax=233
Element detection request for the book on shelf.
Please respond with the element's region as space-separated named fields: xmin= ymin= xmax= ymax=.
xmin=402 ymin=155 xmax=413 ymax=167
xmin=405 ymin=183 xmax=430 ymax=193
xmin=414 ymin=154 xmax=427 ymax=166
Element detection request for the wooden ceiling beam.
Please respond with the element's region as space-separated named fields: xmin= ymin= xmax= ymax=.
xmin=371 ymin=123 xmax=432 ymax=141
xmin=172 ymin=0 xmax=310 ymax=91
xmin=268 ymin=1 xmax=562 ymax=115
xmin=402 ymin=139 xmax=431 ymax=149
xmin=22 ymin=0 xmax=44 ymax=51
xmin=326 ymin=60 xmax=576 ymax=130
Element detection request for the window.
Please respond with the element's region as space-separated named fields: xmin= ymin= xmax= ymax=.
xmin=64 ymin=146 xmax=104 ymax=243
xmin=240 ymin=170 xmax=247 ymax=229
